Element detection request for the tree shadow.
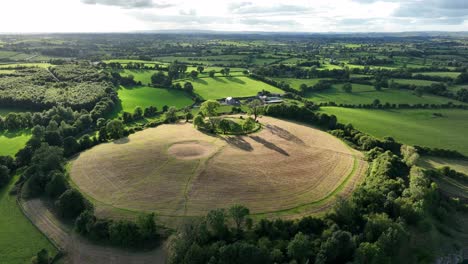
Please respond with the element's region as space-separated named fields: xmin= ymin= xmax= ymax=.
xmin=222 ymin=136 xmax=253 ymax=152
xmin=226 ymin=76 xmax=246 ymax=84
xmin=213 ymin=77 xmax=227 ymax=83
xmin=193 ymin=78 xmax=208 ymax=85
xmin=265 ymin=124 xmax=305 ymax=145
xmin=249 ymin=136 xmax=289 ymax=156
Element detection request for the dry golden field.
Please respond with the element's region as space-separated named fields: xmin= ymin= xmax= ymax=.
xmin=70 ymin=116 xmax=367 ymax=220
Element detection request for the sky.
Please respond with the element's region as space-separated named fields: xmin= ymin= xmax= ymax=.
xmin=0 ymin=0 xmax=467 ymax=33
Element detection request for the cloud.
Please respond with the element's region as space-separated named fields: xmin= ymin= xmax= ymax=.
xmin=81 ymin=0 xmax=174 ymax=9
xmin=239 ymin=18 xmax=299 ymax=26
xmin=230 ymin=4 xmax=310 ymax=15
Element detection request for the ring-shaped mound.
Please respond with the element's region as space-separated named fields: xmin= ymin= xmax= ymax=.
xmin=70 ymin=116 xmax=367 ymax=219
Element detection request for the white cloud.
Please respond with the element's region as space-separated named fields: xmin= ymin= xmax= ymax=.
xmin=0 ymin=0 xmax=466 ymax=33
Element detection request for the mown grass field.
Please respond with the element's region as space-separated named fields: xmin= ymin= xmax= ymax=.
xmin=306 ymin=84 xmax=460 ymax=105
xmin=118 ymin=86 xmax=193 ymax=113
xmin=0 ymin=176 xmax=57 ymax=264
xmin=177 ymin=76 xmax=284 ymax=100
xmin=0 ymin=63 xmax=52 ymax=69
xmin=320 ymin=107 xmax=468 ymax=156
xmin=0 ymin=132 xmax=31 ymax=156
xmin=272 ymin=78 xmax=332 ymax=90
xmin=70 ymin=117 xmax=367 ymax=220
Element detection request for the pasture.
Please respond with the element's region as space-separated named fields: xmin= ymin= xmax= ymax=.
xmin=0 ymin=132 xmax=31 ymax=157
xmin=119 ymin=69 xmax=155 ymax=85
xmin=69 ymin=117 xmax=367 ymax=220
xmin=117 ymin=86 xmax=193 ymax=113
xmin=177 ymin=76 xmax=284 ymax=100
xmin=415 ymin=72 xmax=461 ymax=78
xmin=272 ymin=78 xmax=332 ymax=90
xmin=391 ymin=78 xmax=439 ymax=86
xmin=320 ymin=107 xmax=468 ymax=156
xmin=306 ymin=84 xmax=460 ymax=105
xmin=0 ymin=176 xmax=57 ymax=264
xmin=418 ymin=157 xmax=468 ymax=175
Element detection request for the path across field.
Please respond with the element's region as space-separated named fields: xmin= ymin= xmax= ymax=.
xmin=21 ymin=199 xmax=166 ymax=264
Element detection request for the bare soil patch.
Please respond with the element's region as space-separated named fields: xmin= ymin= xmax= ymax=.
xmin=168 ymin=141 xmax=217 ymax=160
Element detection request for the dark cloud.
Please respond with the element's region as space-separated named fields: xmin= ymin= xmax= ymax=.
xmin=81 ymin=0 xmax=173 ymax=9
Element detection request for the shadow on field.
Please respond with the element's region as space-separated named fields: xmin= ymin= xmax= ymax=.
xmin=226 ymin=76 xmax=245 ymax=84
xmin=194 ymin=78 xmax=208 ymax=85
xmin=222 ymin=136 xmax=253 ymax=151
xmin=212 ymin=77 xmax=227 ymax=83
xmin=265 ymin=124 xmax=305 ymax=145
xmin=113 ymin=137 xmax=130 ymax=144
xmin=250 ymin=136 xmax=289 ymax=156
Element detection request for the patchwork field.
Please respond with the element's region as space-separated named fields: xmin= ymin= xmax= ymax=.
xmin=0 ymin=176 xmax=57 ymax=264
xmin=0 ymin=132 xmax=31 ymax=156
xmin=119 ymin=69 xmax=156 ymax=85
xmin=70 ymin=117 xmax=367 ymax=219
xmin=320 ymin=107 xmax=468 ymax=156
xmin=415 ymin=72 xmax=461 ymax=78
xmin=177 ymin=76 xmax=284 ymax=99
xmin=306 ymin=84 xmax=460 ymax=105
xmin=117 ymin=86 xmax=193 ymax=112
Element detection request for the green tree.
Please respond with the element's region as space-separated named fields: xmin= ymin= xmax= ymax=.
xmin=197 ymin=66 xmax=205 ymax=73
xmin=342 ymin=83 xmax=353 ymax=93
xmin=45 ymin=172 xmax=68 ymax=198
xmin=0 ymin=165 xmax=10 ymax=187
xmin=200 ymin=100 xmax=220 ymax=131
xmin=31 ymin=249 xmax=49 ymax=264
xmin=137 ymin=213 xmax=157 ymax=240
xmin=193 ymin=115 xmax=205 ymax=128
xmin=209 ymin=70 xmax=216 ymax=77
xmin=229 ymin=205 xmax=249 ymax=232
xmin=55 ymin=189 xmax=87 ymax=219
xmin=190 ymin=70 xmax=199 ymax=79
xmin=287 ymin=232 xmax=312 ymax=263
xmin=165 ymin=107 xmax=178 ymax=123
xmin=184 ymin=82 xmax=194 ymax=94
xmin=218 ymin=119 xmax=231 ymax=134
xmin=248 ymin=99 xmax=263 ymax=121
xmin=106 ymin=120 xmax=124 ymax=140
xmin=133 ymin=106 xmax=143 ymax=120
xmin=242 ymin=117 xmax=256 ymax=132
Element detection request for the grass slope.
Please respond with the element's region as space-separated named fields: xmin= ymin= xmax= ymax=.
xmin=118 ymin=86 xmax=193 ymax=112
xmin=306 ymin=84 xmax=460 ymax=105
xmin=320 ymin=107 xmax=468 ymax=156
xmin=0 ymin=176 xmax=56 ymax=264
xmin=178 ymin=76 xmax=283 ymax=100
xmin=0 ymin=132 xmax=31 ymax=156
xmin=120 ymin=70 xmax=156 ymax=86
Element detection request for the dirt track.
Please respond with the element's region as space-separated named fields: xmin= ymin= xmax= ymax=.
xmin=21 ymin=199 xmax=166 ymax=264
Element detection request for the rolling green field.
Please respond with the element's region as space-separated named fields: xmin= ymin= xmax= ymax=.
xmin=0 ymin=175 xmax=57 ymax=264
xmin=0 ymin=132 xmax=31 ymax=156
xmin=320 ymin=107 xmax=468 ymax=155
xmin=415 ymin=72 xmax=461 ymax=78
xmin=117 ymin=86 xmax=193 ymax=112
xmin=120 ymin=69 xmax=156 ymax=85
xmin=306 ymin=84 xmax=460 ymax=105
xmin=272 ymin=78 xmax=332 ymax=90
xmin=391 ymin=78 xmax=439 ymax=86
xmin=177 ymin=76 xmax=284 ymax=100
